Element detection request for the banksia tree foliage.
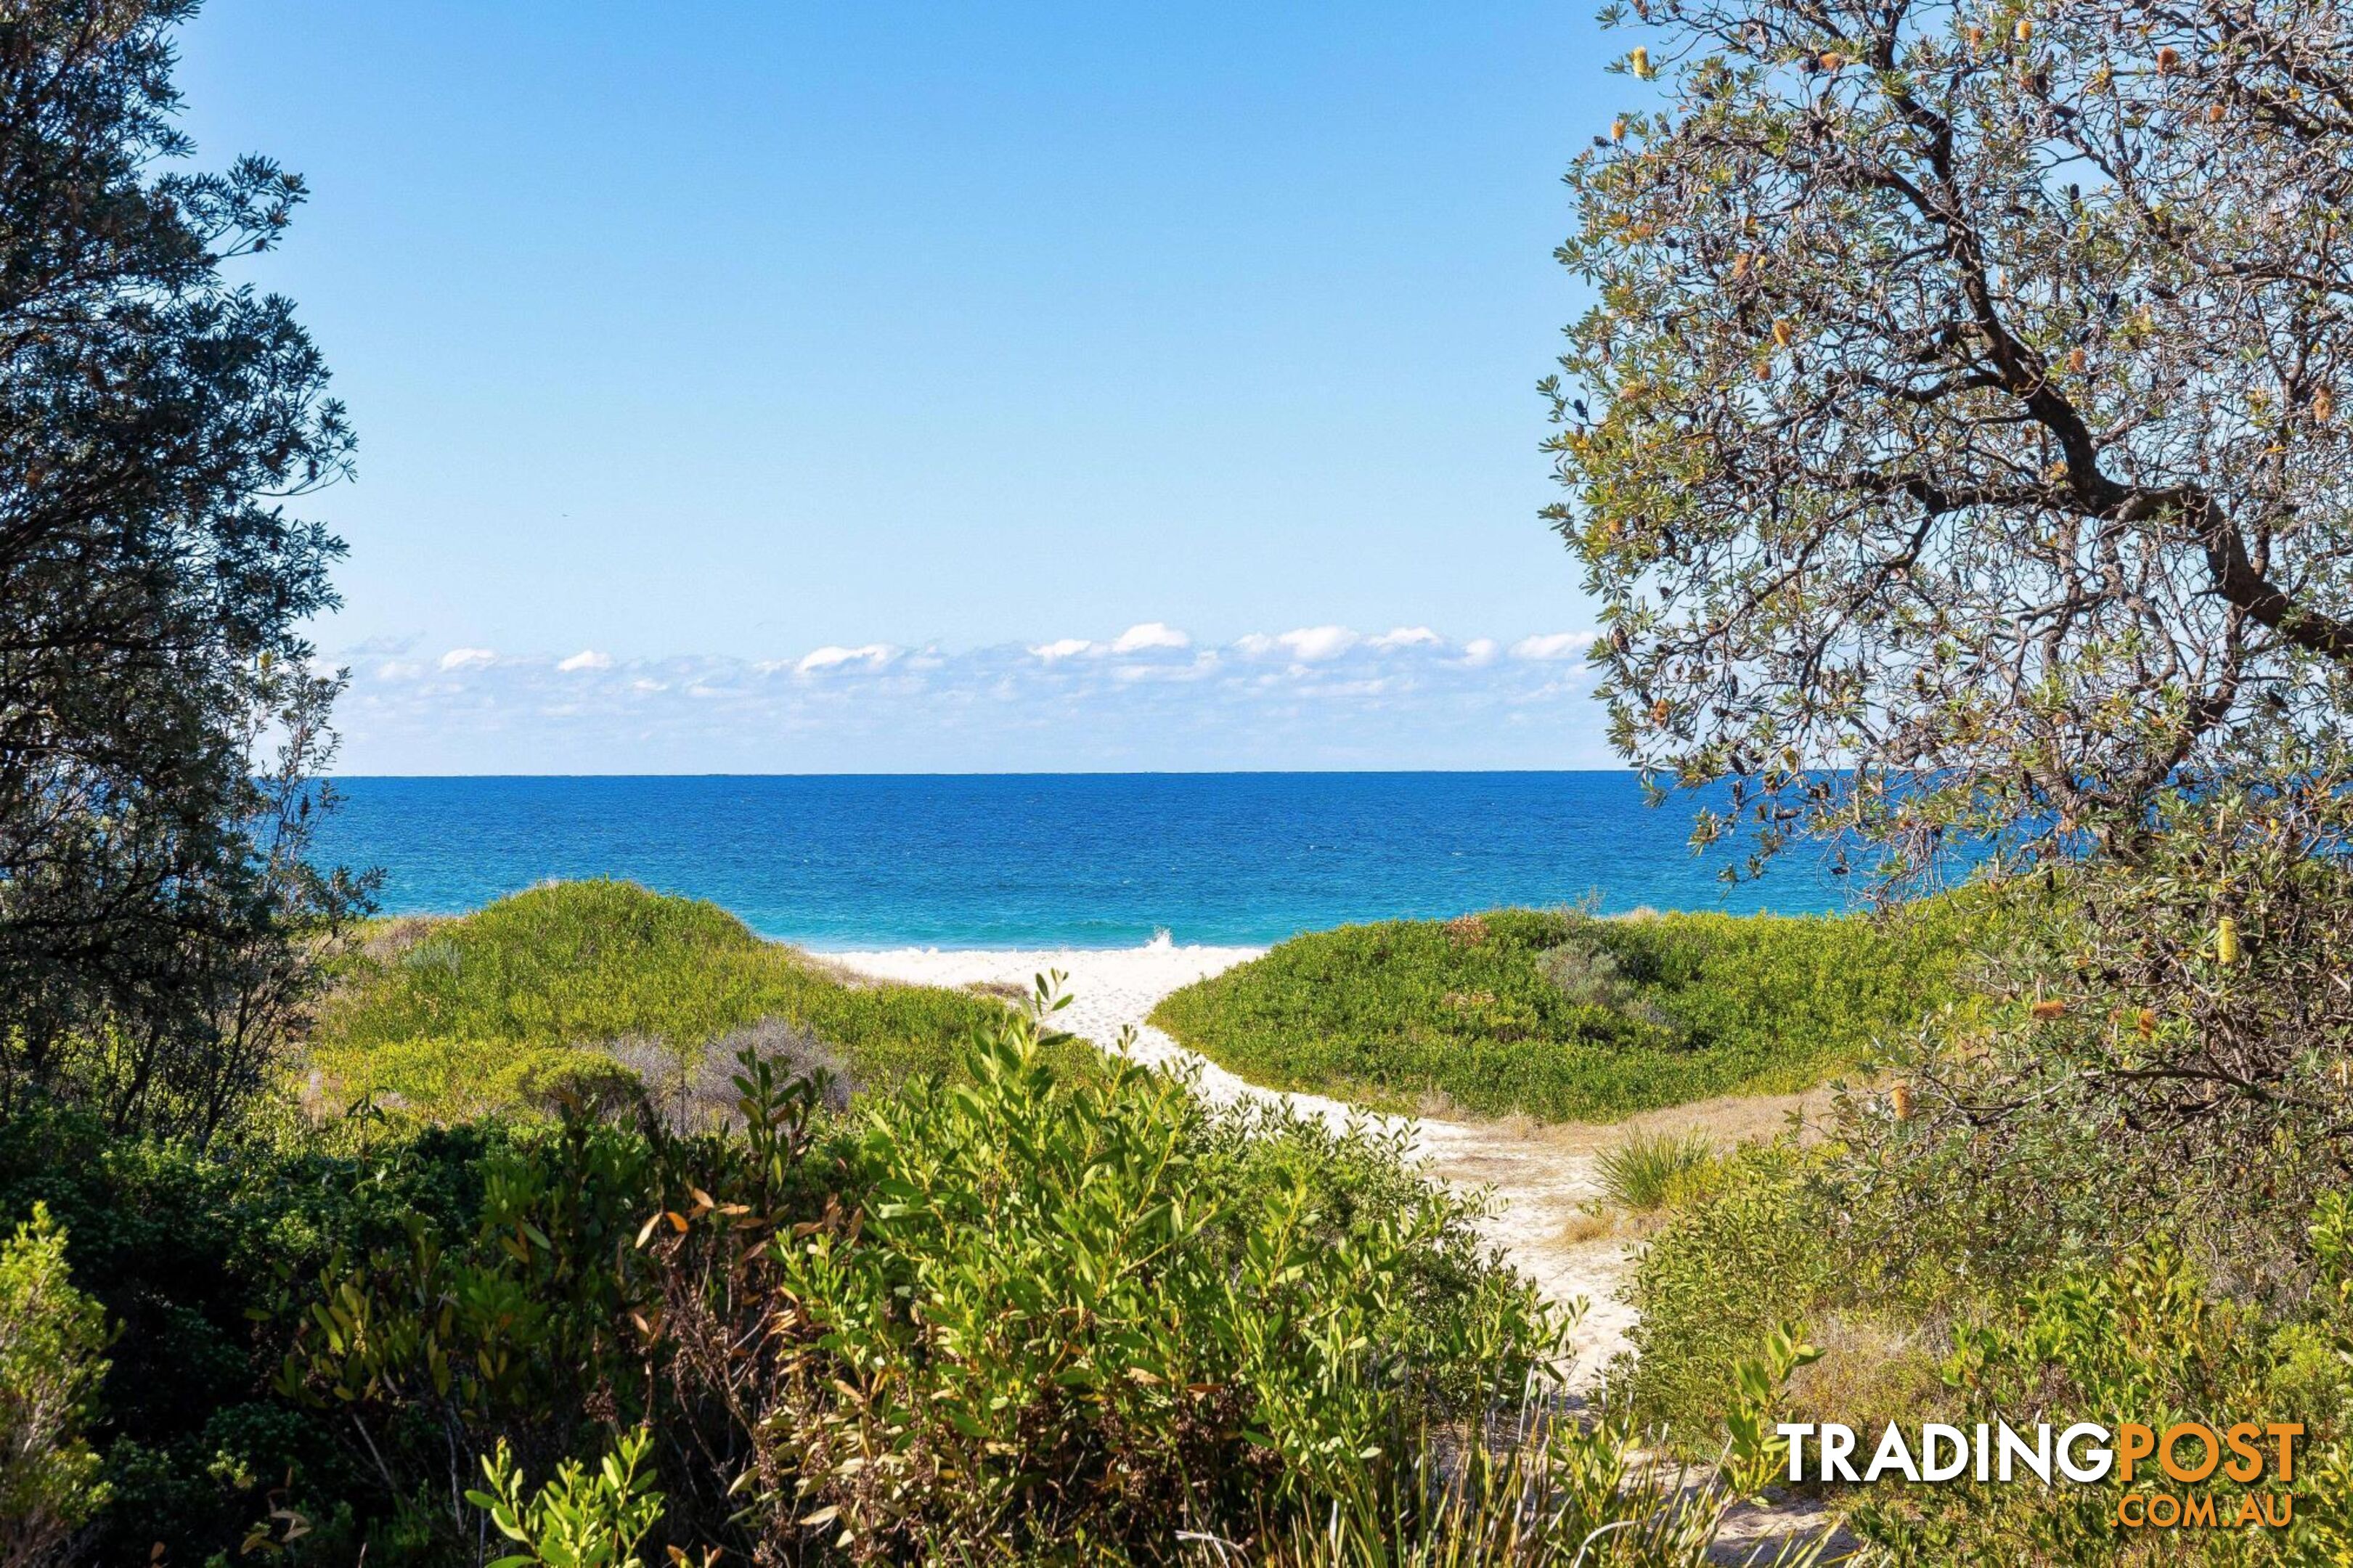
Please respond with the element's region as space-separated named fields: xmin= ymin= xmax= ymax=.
xmin=1549 ymin=0 xmax=2353 ymax=877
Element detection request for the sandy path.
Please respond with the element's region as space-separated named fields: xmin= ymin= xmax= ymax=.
xmin=827 ymin=940 xmax=1636 ymax=1386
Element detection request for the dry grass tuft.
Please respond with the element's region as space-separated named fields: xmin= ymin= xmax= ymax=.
xmin=1557 ymin=1207 xmax=1619 ymax=1246
xmin=1786 ymin=1312 xmax=1956 ymax=1436
xmin=604 ymin=1016 xmax=853 ymax=1132
xmin=1443 ymin=912 xmax=1491 ymax=947
xmin=358 ymin=915 xmax=444 ymax=964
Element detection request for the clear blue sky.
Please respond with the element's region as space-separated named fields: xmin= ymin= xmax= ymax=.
xmin=176 ymin=2 xmax=1631 ymax=772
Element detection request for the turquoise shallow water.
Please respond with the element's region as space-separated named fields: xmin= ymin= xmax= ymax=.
xmin=318 ymin=772 xmax=1852 ymax=950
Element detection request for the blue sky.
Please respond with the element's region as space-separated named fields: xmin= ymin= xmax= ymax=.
xmin=176 ymin=2 xmax=1628 ymax=772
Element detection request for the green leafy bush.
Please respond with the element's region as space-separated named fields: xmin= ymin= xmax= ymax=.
xmin=1151 ymin=905 xmax=1973 ymax=1122
xmin=674 ymin=995 xmax=1560 ymax=1561
xmin=468 ymin=1429 xmax=668 ymax=1568
xmin=269 ymin=1050 xmax=844 ymax=1561
xmin=0 ymin=1103 xmax=507 ymax=1562
xmin=0 ymin=1202 xmax=111 ymax=1566
xmin=231 ymin=984 xmax=1573 ymax=1562
xmin=1610 ymin=1146 xmax=1842 ymax=1444
xmin=1842 ymin=1240 xmax=2353 ymax=1565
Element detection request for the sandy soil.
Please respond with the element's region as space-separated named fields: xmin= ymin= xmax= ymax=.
xmin=826 ymin=938 xmax=1720 ymax=1386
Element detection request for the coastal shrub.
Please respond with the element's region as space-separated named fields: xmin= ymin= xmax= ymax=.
xmin=322 ymin=1037 xmax=643 ymax=1119
xmin=1610 ymin=1145 xmax=1839 ymax=1443
xmin=0 ymin=1103 xmax=505 ymax=1563
xmin=310 ymin=881 xmax=1048 ymax=1118
xmin=270 ymin=1057 xmax=843 ymax=1562
xmin=609 ymin=1016 xmax=852 ymax=1130
xmin=658 ymin=995 xmax=1560 ymax=1561
xmin=1853 ymin=813 xmax=2353 ymax=1308
xmin=468 ymin=1429 xmax=669 ymax=1568
xmin=1534 ymin=934 xmax=1666 ymax=1026
xmin=1835 ymin=1239 xmax=2353 ymax=1565
xmin=1151 ymin=905 xmax=1974 ymax=1122
xmin=0 ymin=1204 xmax=112 ymax=1567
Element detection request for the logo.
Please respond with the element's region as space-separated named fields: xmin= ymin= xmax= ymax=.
xmin=1774 ymin=1420 xmax=2304 ymax=1530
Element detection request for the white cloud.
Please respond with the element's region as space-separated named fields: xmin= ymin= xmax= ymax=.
xmin=1110 ymin=621 xmax=1190 ymax=653
xmin=335 ymin=628 xmax=1623 ymax=772
xmin=439 ymin=647 xmax=496 ymax=671
xmin=1509 ymin=632 xmax=1596 ymax=661
xmin=1277 ymin=625 xmax=1358 ymax=662
xmin=1029 ymin=624 xmax=1189 ymax=661
xmin=796 ymin=643 xmax=897 ymax=674
xmin=1114 ymin=653 xmax=1219 ymax=683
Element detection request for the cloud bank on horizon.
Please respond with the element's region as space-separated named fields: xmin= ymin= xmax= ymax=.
xmin=330 ymin=623 xmax=1615 ymax=775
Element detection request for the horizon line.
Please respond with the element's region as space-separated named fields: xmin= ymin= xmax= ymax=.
xmin=327 ymin=766 xmax=1644 ymax=781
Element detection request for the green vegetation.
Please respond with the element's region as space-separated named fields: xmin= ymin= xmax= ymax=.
xmin=1594 ymin=1129 xmax=1726 ymax=1214
xmin=308 ymin=880 xmax=1048 ymax=1117
xmin=3 ymin=992 xmax=1746 ymax=1564
xmin=0 ymin=1203 xmax=111 ymax=1563
xmin=1151 ymin=906 xmax=1971 ymax=1122
xmin=14 ymin=0 xmax=2353 ymax=1557
xmin=0 ymin=0 xmax=371 ymax=1146
xmin=1604 ymin=831 xmax=2353 ymax=1556
xmin=706 ymin=1003 xmax=1557 ymax=1558
xmin=469 ymin=1429 xmax=669 ymax=1568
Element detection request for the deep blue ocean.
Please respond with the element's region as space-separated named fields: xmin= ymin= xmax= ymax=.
xmin=318 ymin=773 xmax=1851 ymax=950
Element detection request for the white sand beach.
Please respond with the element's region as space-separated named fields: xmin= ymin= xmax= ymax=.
xmin=828 ymin=937 xmax=1641 ymax=1386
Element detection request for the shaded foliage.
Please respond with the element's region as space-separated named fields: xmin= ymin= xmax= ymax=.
xmin=0 ymin=0 xmax=369 ymax=1138
xmin=0 ymin=1202 xmax=110 ymax=1567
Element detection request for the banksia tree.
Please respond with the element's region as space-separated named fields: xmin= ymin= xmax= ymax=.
xmin=1549 ymin=0 xmax=2353 ymax=878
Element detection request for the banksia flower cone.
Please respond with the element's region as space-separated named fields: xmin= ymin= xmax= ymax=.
xmin=2217 ymin=917 xmax=2240 ymax=963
